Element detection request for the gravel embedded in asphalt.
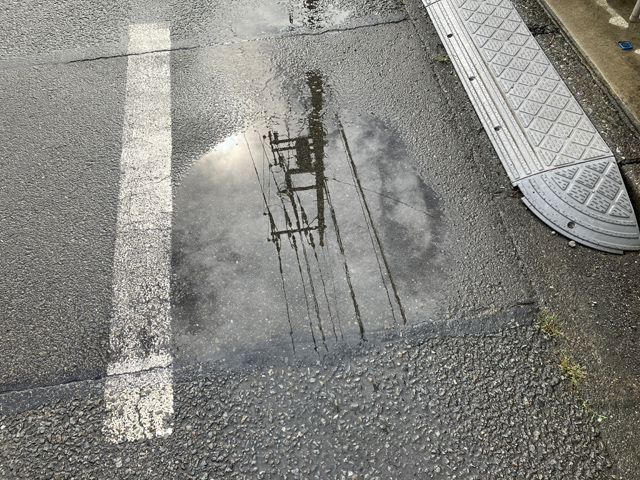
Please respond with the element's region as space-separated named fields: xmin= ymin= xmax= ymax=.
xmin=0 ymin=319 xmax=611 ymax=479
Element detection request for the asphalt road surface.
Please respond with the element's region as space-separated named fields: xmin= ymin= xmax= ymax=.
xmin=1 ymin=0 xmax=639 ymax=478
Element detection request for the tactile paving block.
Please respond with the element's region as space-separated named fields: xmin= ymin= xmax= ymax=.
xmin=424 ymin=0 xmax=640 ymax=252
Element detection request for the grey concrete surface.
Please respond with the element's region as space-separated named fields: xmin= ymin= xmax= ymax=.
xmin=170 ymin=22 xmax=533 ymax=366
xmin=0 ymin=0 xmax=639 ymax=478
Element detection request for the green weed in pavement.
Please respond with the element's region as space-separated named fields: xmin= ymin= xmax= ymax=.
xmin=580 ymin=398 xmax=607 ymax=422
xmin=559 ymin=353 xmax=586 ymax=388
xmin=538 ymin=310 xmax=563 ymax=338
xmin=436 ymin=54 xmax=454 ymax=63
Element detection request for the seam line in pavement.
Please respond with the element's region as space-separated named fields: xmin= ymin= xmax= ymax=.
xmin=620 ymin=158 xmax=640 ymax=166
xmin=0 ymin=18 xmax=409 ymax=70
xmin=64 ymin=45 xmax=201 ymax=65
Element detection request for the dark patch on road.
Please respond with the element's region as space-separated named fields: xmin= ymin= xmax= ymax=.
xmin=526 ymin=23 xmax=558 ymax=36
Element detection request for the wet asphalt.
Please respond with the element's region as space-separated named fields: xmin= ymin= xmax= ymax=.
xmin=1 ymin=0 xmax=640 ymax=478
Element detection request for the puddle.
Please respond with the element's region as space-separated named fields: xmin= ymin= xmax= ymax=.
xmin=172 ymin=72 xmax=444 ymax=364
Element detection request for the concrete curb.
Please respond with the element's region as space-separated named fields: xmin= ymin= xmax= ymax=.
xmin=533 ymin=0 xmax=640 ymax=132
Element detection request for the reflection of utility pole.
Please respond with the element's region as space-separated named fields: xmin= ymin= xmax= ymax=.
xmin=303 ymin=0 xmax=320 ymax=27
xmin=268 ymin=72 xmax=326 ymax=246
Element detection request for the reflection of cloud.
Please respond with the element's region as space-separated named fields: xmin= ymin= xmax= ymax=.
xmin=226 ymin=2 xmax=291 ymax=37
xmin=197 ymin=135 xmax=253 ymax=184
xmin=319 ymin=6 xmax=351 ymax=27
xmin=337 ymin=119 xmax=436 ymax=250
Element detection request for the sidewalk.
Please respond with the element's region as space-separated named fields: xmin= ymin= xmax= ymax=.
xmin=543 ymin=0 xmax=640 ymax=125
xmin=538 ymin=0 xmax=640 ymax=209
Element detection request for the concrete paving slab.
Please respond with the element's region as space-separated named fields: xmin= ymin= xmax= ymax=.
xmin=169 ymin=22 xmax=536 ymax=367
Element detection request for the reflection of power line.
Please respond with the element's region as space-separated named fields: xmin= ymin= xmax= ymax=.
xmin=245 ymin=135 xmax=296 ymax=352
xmin=337 ymin=121 xmax=408 ymax=325
xmin=260 ymin=133 xmax=321 ymax=352
xmin=297 ymin=197 xmax=338 ymax=342
xmin=263 ymin=71 xmax=412 ymax=343
xmin=343 ymin=138 xmax=399 ymax=326
xmin=298 ymin=224 xmax=329 ymax=350
xmin=324 ymin=178 xmax=365 ymax=339
xmin=318 ymin=232 xmax=344 ymax=340
xmin=266 ymin=72 xmax=331 ymax=349
xmin=328 ymin=177 xmax=437 ymax=218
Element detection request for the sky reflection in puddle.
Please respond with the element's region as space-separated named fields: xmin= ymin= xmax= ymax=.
xmin=172 ymin=72 xmax=444 ymax=363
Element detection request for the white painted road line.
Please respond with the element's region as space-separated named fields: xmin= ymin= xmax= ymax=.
xmin=103 ymin=23 xmax=174 ymax=443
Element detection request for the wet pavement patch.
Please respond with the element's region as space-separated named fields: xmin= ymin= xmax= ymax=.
xmin=167 ymin=0 xmax=408 ymax=53
xmin=172 ymin=72 xmax=445 ymax=365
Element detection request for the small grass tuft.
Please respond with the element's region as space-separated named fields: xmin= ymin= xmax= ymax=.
xmin=559 ymin=353 xmax=586 ymax=388
xmin=580 ymin=398 xmax=607 ymax=422
xmin=538 ymin=310 xmax=563 ymax=338
xmin=436 ymin=53 xmax=454 ymax=62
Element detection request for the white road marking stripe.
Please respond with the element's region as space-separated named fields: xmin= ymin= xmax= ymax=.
xmin=103 ymin=23 xmax=173 ymax=443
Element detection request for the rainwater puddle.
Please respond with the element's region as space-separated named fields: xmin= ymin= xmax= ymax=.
xmin=172 ymin=72 xmax=444 ymax=364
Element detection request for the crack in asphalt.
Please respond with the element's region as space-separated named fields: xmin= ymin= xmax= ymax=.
xmin=65 ymin=46 xmax=197 ymax=64
xmin=620 ymin=157 xmax=640 ymax=165
xmin=281 ymin=17 xmax=409 ymax=38
xmin=0 ymin=17 xmax=409 ymax=70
